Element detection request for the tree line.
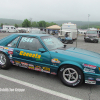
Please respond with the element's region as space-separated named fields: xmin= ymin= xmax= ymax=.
xmin=1 ymin=19 xmax=100 ymax=29
xmin=0 ymin=19 xmax=57 ymax=28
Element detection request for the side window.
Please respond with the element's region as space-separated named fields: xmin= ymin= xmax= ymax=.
xmin=7 ymin=37 xmax=20 ymax=48
xmin=18 ymin=37 xmax=43 ymax=51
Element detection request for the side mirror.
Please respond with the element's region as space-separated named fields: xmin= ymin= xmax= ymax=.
xmin=38 ymin=48 xmax=46 ymax=53
xmin=64 ymin=45 xmax=66 ymax=48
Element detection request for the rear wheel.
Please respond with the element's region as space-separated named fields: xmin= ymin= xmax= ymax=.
xmin=0 ymin=52 xmax=10 ymax=69
xmin=58 ymin=65 xmax=83 ymax=87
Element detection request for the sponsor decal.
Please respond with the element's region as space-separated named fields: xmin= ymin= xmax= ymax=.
xmin=35 ymin=65 xmax=41 ymax=71
xmin=85 ymin=80 xmax=96 ymax=84
xmin=88 ymin=77 xmax=94 ymax=80
xmin=10 ymin=60 xmax=14 ymax=64
xmin=83 ymin=64 xmax=96 ymax=69
xmin=21 ymin=62 xmax=28 ymax=67
xmin=28 ymin=64 xmax=34 ymax=70
xmin=19 ymin=51 xmax=41 ymax=59
xmin=8 ymin=48 xmax=14 ymax=51
xmin=0 ymin=46 xmax=4 ymax=49
xmin=8 ymin=51 xmax=13 ymax=54
xmin=15 ymin=61 xmax=21 ymax=66
xmin=98 ymin=67 xmax=100 ymax=71
xmin=36 ymin=58 xmax=43 ymax=62
xmin=28 ymin=66 xmax=34 ymax=70
xmin=96 ymin=78 xmax=100 ymax=81
xmin=29 ymin=64 xmax=34 ymax=67
xmin=51 ymin=72 xmax=56 ymax=75
xmin=84 ymin=68 xmax=95 ymax=73
xmin=42 ymin=67 xmax=50 ymax=73
xmin=51 ymin=58 xmax=60 ymax=63
xmin=4 ymin=47 xmax=9 ymax=50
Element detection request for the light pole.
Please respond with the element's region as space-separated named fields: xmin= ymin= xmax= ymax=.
xmin=88 ymin=14 xmax=90 ymax=29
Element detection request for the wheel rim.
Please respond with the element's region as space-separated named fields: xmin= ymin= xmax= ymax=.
xmin=63 ymin=68 xmax=78 ymax=83
xmin=0 ymin=54 xmax=6 ymax=65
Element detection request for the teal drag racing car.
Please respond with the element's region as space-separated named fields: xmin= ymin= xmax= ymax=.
xmin=0 ymin=33 xmax=100 ymax=87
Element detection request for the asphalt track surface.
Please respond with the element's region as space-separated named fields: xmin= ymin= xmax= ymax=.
xmin=0 ymin=33 xmax=100 ymax=100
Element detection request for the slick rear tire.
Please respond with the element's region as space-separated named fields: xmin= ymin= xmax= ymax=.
xmin=0 ymin=52 xmax=11 ymax=69
xmin=58 ymin=65 xmax=83 ymax=87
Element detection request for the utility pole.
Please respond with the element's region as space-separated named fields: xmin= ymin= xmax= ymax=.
xmin=88 ymin=14 xmax=90 ymax=29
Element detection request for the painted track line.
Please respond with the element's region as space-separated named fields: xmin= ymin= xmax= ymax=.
xmin=0 ymin=74 xmax=82 ymax=100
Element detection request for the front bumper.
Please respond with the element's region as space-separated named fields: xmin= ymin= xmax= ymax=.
xmin=85 ymin=37 xmax=98 ymax=42
xmin=84 ymin=72 xmax=100 ymax=85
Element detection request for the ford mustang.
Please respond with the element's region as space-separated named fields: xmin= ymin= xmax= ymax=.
xmin=0 ymin=33 xmax=100 ymax=87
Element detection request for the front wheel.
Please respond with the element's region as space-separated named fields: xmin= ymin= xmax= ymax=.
xmin=58 ymin=65 xmax=83 ymax=87
xmin=0 ymin=52 xmax=11 ymax=69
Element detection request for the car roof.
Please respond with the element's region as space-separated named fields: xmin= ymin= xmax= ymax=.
xmin=14 ymin=33 xmax=50 ymax=37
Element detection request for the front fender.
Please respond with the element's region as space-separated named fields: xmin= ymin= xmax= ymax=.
xmin=59 ymin=61 xmax=83 ymax=70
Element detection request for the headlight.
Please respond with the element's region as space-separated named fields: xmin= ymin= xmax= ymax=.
xmin=83 ymin=64 xmax=96 ymax=69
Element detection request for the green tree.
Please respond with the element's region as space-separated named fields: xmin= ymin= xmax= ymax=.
xmin=46 ymin=22 xmax=50 ymax=27
xmin=22 ymin=19 xmax=31 ymax=27
xmin=38 ymin=21 xmax=46 ymax=27
xmin=48 ymin=22 xmax=57 ymax=26
xmin=1 ymin=23 xmax=3 ymax=28
xmin=15 ymin=24 xmax=18 ymax=28
xmin=32 ymin=21 xmax=38 ymax=27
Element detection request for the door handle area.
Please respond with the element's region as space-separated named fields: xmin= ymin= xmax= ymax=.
xmin=16 ymin=50 xmax=20 ymax=53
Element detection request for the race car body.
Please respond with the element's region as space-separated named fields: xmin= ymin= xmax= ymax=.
xmin=0 ymin=33 xmax=100 ymax=87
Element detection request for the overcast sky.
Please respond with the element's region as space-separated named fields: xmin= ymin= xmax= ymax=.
xmin=0 ymin=0 xmax=100 ymax=21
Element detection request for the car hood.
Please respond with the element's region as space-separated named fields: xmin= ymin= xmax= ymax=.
xmin=52 ymin=47 xmax=100 ymax=65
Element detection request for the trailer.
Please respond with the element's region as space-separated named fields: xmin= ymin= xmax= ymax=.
xmin=3 ymin=25 xmax=17 ymax=33
xmin=60 ymin=22 xmax=77 ymax=40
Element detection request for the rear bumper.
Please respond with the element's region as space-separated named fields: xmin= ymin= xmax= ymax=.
xmin=84 ymin=72 xmax=100 ymax=85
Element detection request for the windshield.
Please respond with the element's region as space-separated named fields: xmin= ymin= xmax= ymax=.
xmin=87 ymin=31 xmax=97 ymax=34
xmin=41 ymin=36 xmax=64 ymax=51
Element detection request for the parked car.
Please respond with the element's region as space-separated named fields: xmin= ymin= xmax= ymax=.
xmin=84 ymin=30 xmax=99 ymax=43
xmin=0 ymin=33 xmax=100 ymax=87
